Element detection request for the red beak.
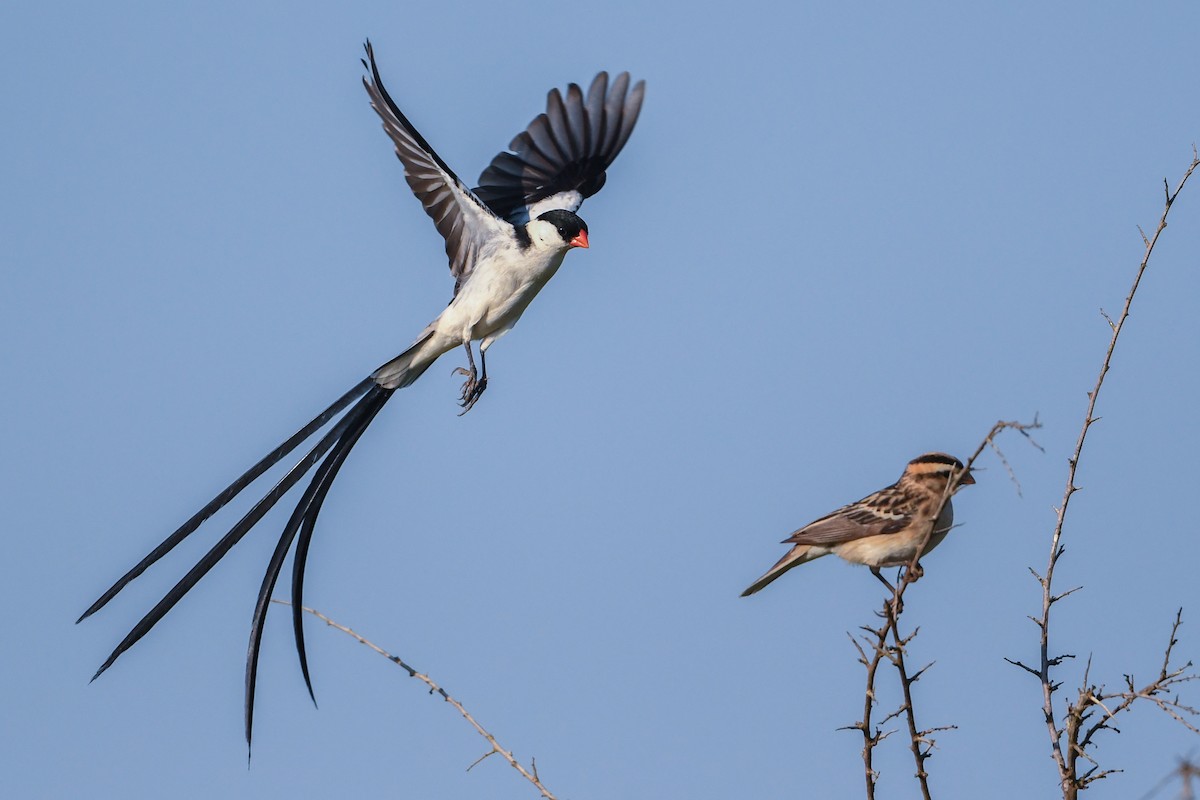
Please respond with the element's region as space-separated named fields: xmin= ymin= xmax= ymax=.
xmin=570 ymin=230 xmax=589 ymax=249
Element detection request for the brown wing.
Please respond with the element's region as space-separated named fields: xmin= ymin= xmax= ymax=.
xmin=782 ymin=485 xmax=914 ymax=546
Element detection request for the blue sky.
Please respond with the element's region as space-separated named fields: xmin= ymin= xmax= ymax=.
xmin=4 ymin=2 xmax=1199 ymax=798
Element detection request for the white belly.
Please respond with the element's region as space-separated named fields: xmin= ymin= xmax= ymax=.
xmin=435 ymin=247 xmax=568 ymax=346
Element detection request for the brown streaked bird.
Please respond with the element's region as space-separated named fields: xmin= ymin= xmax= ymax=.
xmin=740 ymin=453 xmax=975 ymax=597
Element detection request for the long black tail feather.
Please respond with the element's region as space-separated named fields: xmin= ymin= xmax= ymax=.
xmin=288 ymin=389 xmax=388 ymax=704
xmin=244 ymin=385 xmax=393 ymax=749
xmin=89 ymin=379 xmax=380 ymax=683
xmin=78 ymin=378 xmax=375 ymax=624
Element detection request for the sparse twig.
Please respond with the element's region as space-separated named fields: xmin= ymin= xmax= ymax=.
xmin=1006 ymin=152 xmax=1200 ymax=799
xmin=270 ymin=600 xmax=558 ymax=800
xmin=1057 ymin=611 xmax=1199 ymax=793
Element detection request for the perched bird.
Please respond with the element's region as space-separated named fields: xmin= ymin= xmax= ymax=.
xmin=740 ymin=453 xmax=975 ymax=597
xmin=78 ymin=41 xmax=645 ymax=749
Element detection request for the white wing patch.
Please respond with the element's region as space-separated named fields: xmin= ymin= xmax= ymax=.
xmin=527 ymin=190 xmax=584 ymax=220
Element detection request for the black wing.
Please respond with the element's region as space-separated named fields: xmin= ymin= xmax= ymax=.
xmin=362 ymin=41 xmax=509 ymax=290
xmin=473 ymin=71 xmax=646 ymax=225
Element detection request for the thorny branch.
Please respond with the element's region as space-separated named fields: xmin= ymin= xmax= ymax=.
xmin=850 ymin=417 xmax=1041 ymax=799
xmin=1060 ymin=613 xmax=1198 ymax=790
xmin=1004 ymin=151 xmax=1200 ymax=799
xmin=270 ymin=600 xmax=558 ymax=800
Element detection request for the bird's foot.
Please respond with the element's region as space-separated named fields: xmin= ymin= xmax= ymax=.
xmin=454 ymin=367 xmax=488 ymax=415
xmin=871 ymin=567 xmax=904 ymax=616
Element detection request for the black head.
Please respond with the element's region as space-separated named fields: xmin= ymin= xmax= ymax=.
xmin=536 ymin=209 xmax=589 ymax=248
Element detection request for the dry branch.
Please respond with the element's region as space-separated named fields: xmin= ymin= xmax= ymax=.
xmin=1005 ymin=151 xmax=1200 ymax=799
xmin=270 ymin=599 xmax=558 ymax=800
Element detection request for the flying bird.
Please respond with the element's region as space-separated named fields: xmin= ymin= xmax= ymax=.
xmin=79 ymin=41 xmax=645 ymax=749
xmin=740 ymin=453 xmax=975 ymax=597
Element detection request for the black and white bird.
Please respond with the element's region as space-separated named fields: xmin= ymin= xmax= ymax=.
xmin=78 ymin=41 xmax=645 ymax=749
xmin=740 ymin=453 xmax=975 ymax=597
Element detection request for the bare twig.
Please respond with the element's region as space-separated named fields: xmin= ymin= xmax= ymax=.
xmin=845 ymin=626 xmax=889 ymax=797
xmin=270 ymin=600 xmax=558 ymax=800
xmin=1006 ymin=152 xmax=1200 ymax=799
xmin=1059 ymin=612 xmax=1200 ymax=793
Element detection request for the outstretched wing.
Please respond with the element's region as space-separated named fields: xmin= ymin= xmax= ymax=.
xmin=473 ymin=71 xmax=646 ymax=225
xmin=362 ymin=41 xmax=510 ymax=289
xmin=782 ymin=485 xmax=913 ymax=546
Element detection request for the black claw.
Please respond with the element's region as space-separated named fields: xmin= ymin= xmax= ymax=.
xmin=457 ymin=376 xmax=487 ymax=415
xmin=453 ymin=342 xmax=488 ymax=414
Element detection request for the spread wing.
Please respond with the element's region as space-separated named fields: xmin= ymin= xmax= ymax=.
xmin=782 ymin=485 xmax=913 ymax=546
xmin=473 ymin=71 xmax=646 ymax=225
xmin=362 ymin=41 xmax=510 ymax=291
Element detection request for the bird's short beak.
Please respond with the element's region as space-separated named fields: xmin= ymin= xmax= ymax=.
xmin=570 ymin=230 xmax=590 ymax=249
xmin=959 ymin=470 xmax=976 ymax=486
